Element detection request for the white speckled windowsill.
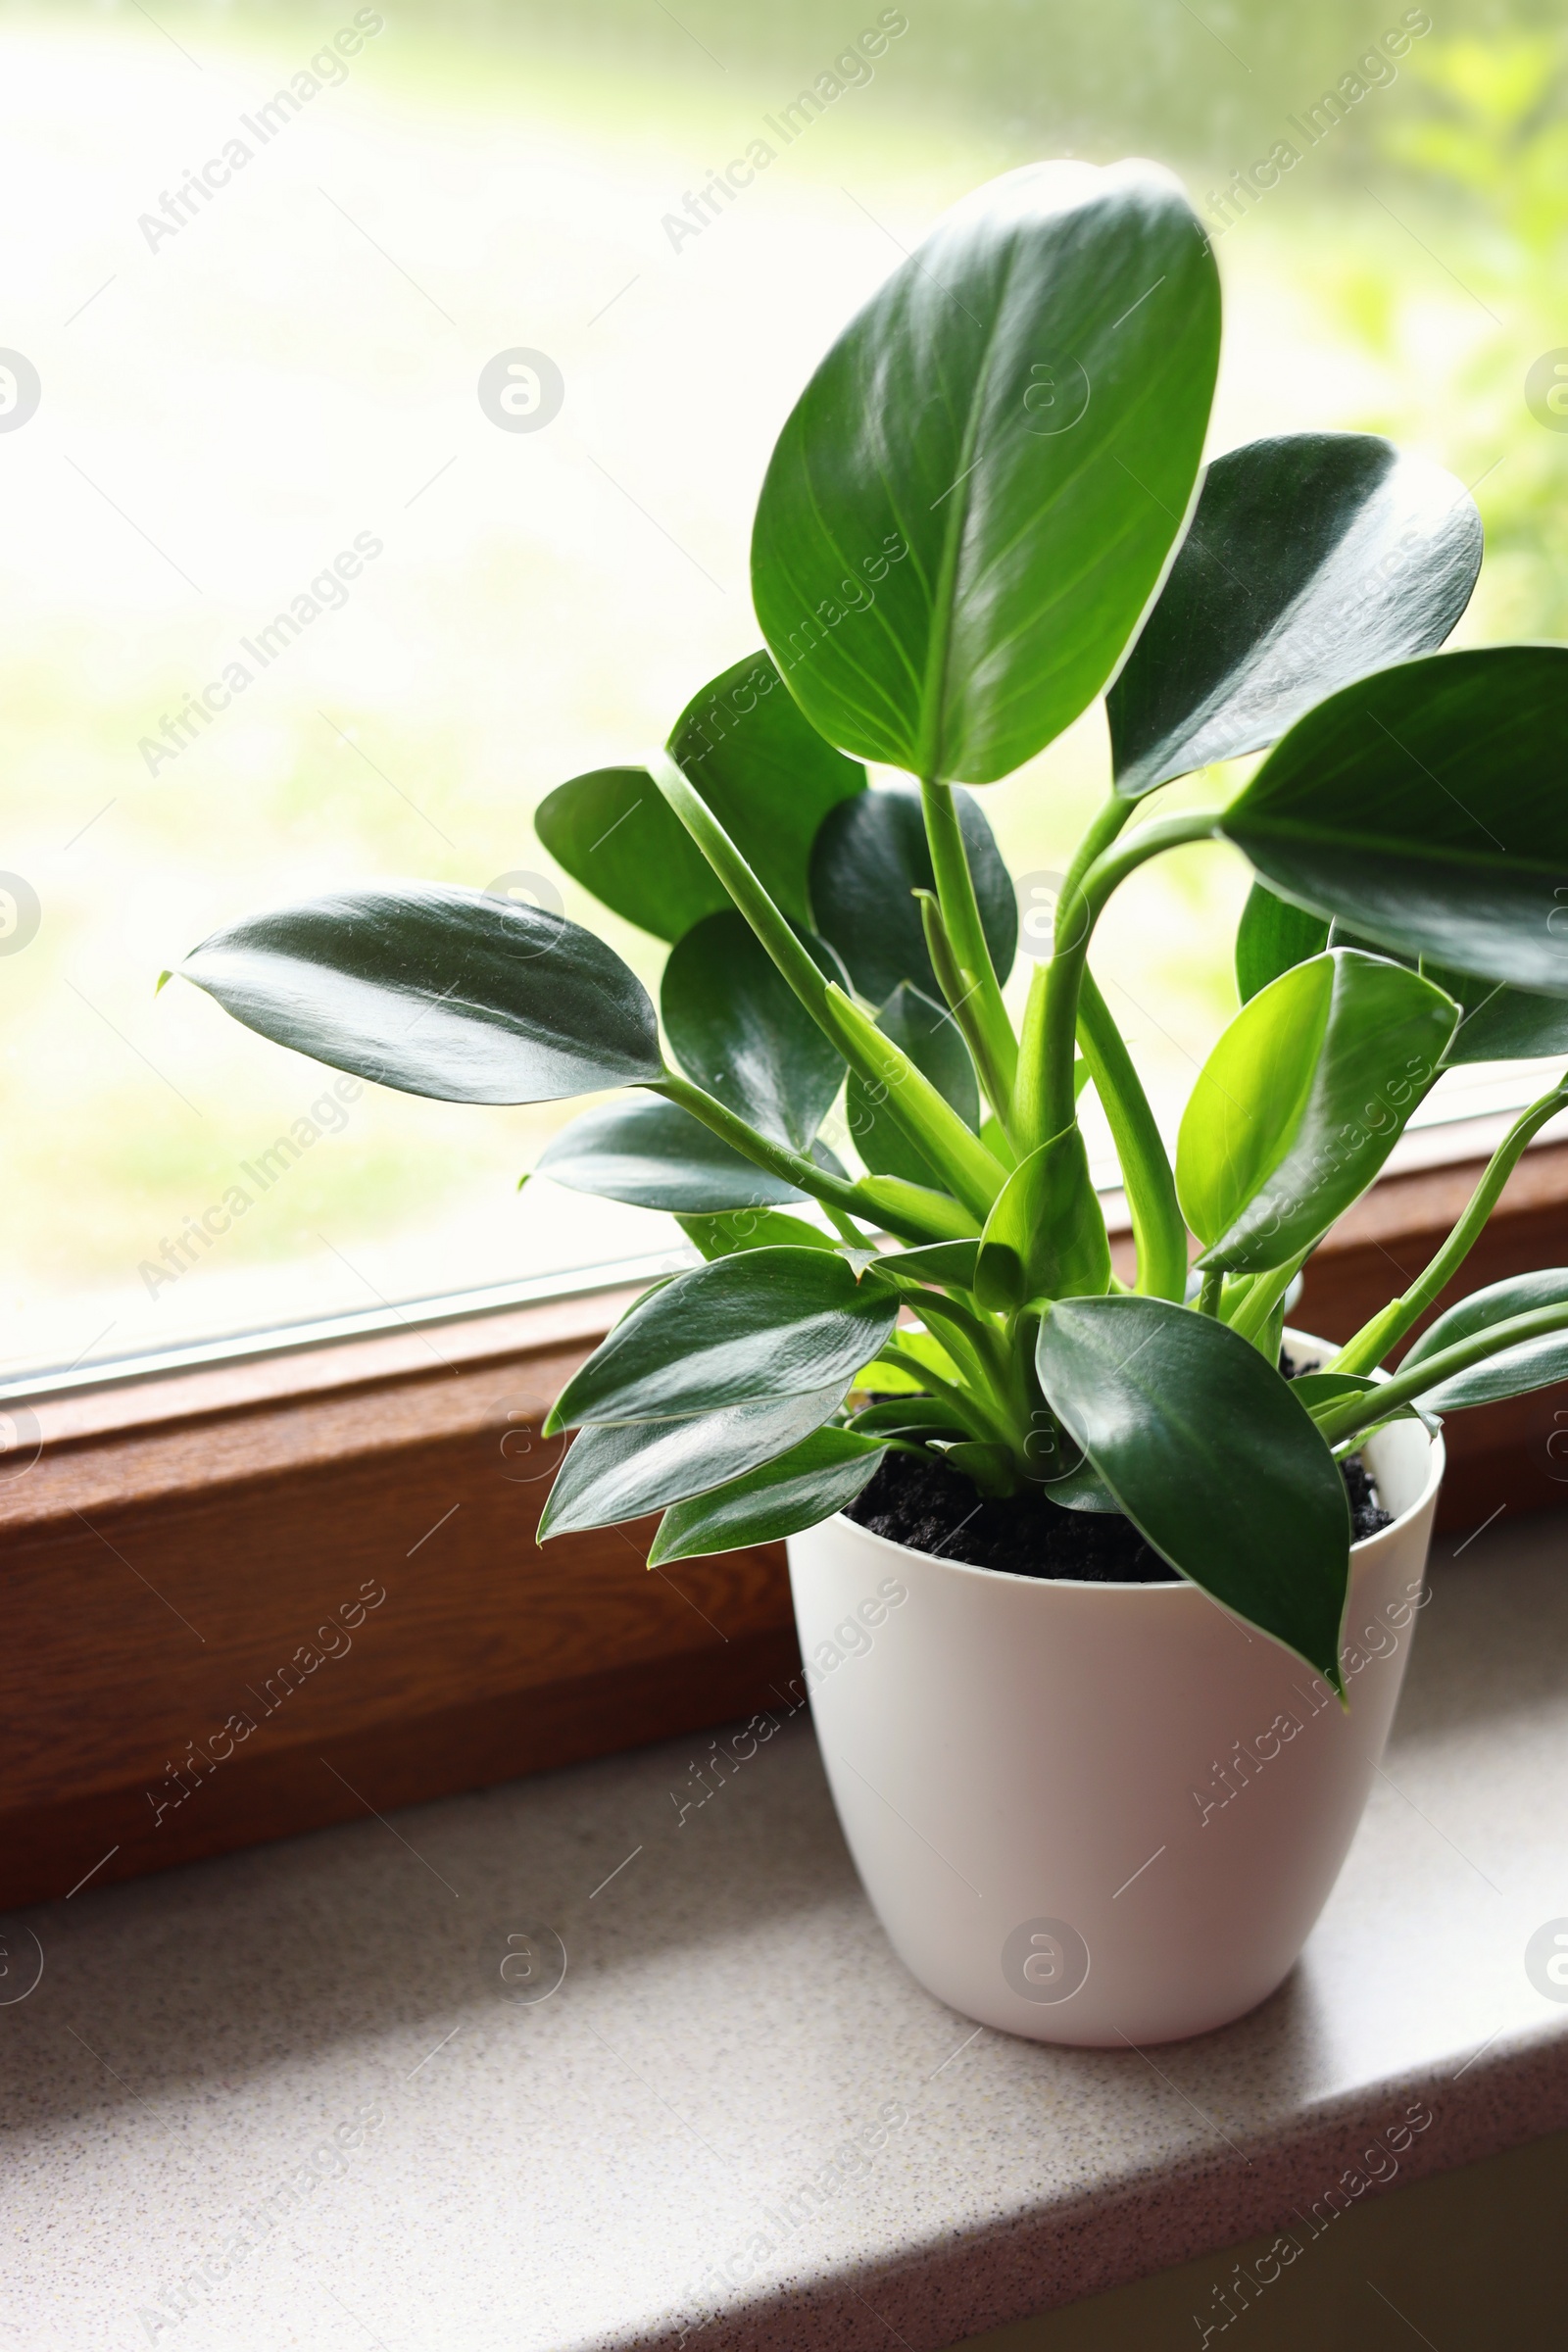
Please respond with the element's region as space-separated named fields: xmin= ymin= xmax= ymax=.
xmin=5 ymin=1513 xmax=1568 ymax=2352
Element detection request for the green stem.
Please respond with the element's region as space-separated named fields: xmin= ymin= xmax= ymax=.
xmin=871 ymin=1337 xmax=1013 ymax=1446
xmin=1312 ymin=1298 xmax=1568 ymax=1446
xmin=919 ymin=776 xmax=1017 ymax=1100
xmin=1228 ymin=1246 xmax=1312 ymax=1349
xmin=1016 ymin=807 xmax=1222 ymax=1152
xmin=916 ymin=890 xmax=1016 ymax=1126
xmin=651 ymin=1072 xmax=973 ymax=1246
xmin=648 ymin=747 xmax=1004 ymax=1219
xmin=1075 ymin=967 xmax=1189 ymax=1301
xmin=1328 ymin=1075 xmax=1568 ymax=1375
xmin=1197 ymin=1269 xmax=1224 ymax=1317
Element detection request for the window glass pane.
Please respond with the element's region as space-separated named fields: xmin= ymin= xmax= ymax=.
xmin=3 ymin=0 xmax=1559 ymax=1382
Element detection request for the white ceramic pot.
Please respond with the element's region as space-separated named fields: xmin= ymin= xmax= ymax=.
xmin=786 ymin=1338 xmax=1445 ymax=2046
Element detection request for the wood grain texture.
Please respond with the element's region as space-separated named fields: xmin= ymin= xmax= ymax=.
xmin=5 ymin=1143 xmax=1567 ymax=1911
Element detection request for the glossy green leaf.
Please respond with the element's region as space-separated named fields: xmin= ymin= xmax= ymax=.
xmin=869 ymin=1240 xmax=980 ymax=1292
xmin=1401 ymin=1270 xmax=1568 ymax=1385
xmin=975 ymin=1126 xmax=1111 ymax=1310
xmin=809 ymin=782 xmax=1016 ymax=1005
xmin=662 ymin=912 xmax=847 ymax=1149
xmin=752 ymin=159 xmax=1218 ymax=783
xmin=535 ymin=654 xmax=866 ymax=941
xmin=677 ymin=1208 xmax=838 ymax=1260
xmin=536 ymin=1097 xmax=807 ymax=1211
xmin=177 ymin=884 xmax=662 ymax=1103
xmin=1109 ymin=433 xmax=1481 ymax=799
xmin=846 ymin=982 xmax=979 ymax=1187
xmin=538 ymin=1386 xmax=848 ymax=1540
xmin=1037 ymin=1297 xmax=1350 ymax=1683
xmin=1240 ymin=888 xmax=1568 ymax=1062
xmin=534 ymin=767 xmax=728 ymax=945
xmin=1407 ymin=1322 xmax=1568 ymax=1413
xmin=1421 ymin=965 xmax=1568 ymax=1066
xmin=546 ymin=1248 xmax=899 ymax=1432
xmin=1178 ymin=950 xmax=1458 ymax=1274
xmin=850 ymin=1396 xmax=968 ymax=1439
xmin=1222 ymin=648 xmax=1568 ymax=994
xmin=1235 ymin=880 xmax=1329 ymax=1004
xmin=648 ymin=1426 xmax=887 ymax=1563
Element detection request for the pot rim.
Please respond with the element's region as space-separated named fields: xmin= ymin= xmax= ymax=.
xmin=816 ymin=1328 xmax=1446 ymax=1595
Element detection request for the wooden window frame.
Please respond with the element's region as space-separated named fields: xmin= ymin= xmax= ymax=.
xmin=6 ymin=1134 xmax=1568 ymax=1913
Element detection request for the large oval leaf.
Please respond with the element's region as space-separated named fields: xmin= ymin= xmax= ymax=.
xmin=176 ymin=885 xmax=662 ymax=1103
xmin=809 ymin=781 xmax=1016 ymax=1004
xmin=534 ymin=1096 xmax=808 ymax=1211
xmin=1036 ymin=1296 xmax=1350 ymax=1684
xmin=1222 ymin=648 xmax=1568 ymax=993
xmin=1108 ymin=433 xmax=1481 ymax=799
xmin=752 ymin=159 xmax=1219 ymax=784
xmin=1178 ymin=949 xmax=1458 ymax=1274
xmin=534 ymin=766 xmax=727 ymax=944
xmin=545 ymin=1248 xmax=898 ymax=1431
xmin=538 ymin=1385 xmax=848 ymax=1539
xmin=648 ymin=1427 xmax=887 ymax=1565
xmin=662 ymin=911 xmax=847 ymax=1150
xmin=534 ymin=653 xmax=865 ymax=940
xmin=846 ymin=981 xmax=979 ymax=1188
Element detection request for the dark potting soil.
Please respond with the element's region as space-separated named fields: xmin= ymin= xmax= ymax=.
xmin=846 ymin=1387 xmax=1395 ymax=1582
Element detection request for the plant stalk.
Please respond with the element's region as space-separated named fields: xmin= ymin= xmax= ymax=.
xmin=1312 ymin=1298 xmax=1568 ymax=1446
xmin=918 ymin=776 xmax=1017 ymax=1100
xmin=916 ymin=890 xmax=1016 ymax=1126
xmin=1015 ymin=807 xmax=1222 ymax=1152
xmin=649 ymin=746 xmax=1004 ymax=1220
xmin=651 ymin=1072 xmax=975 ymax=1245
xmin=1328 ymin=1074 xmax=1568 ymax=1375
xmin=1075 ymin=966 xmax=1189 ymax=1301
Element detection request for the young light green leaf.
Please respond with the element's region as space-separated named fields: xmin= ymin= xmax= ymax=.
xmin=1222 ymin=648 xmax=1568 ymax=992
xmin=808 ymin=782 xmax=1016 ymax=1004
xmin=534 ymin=654 xmax=865 ymax=940
xmin=846 ymin=982 xmax=980 ymax=1187
xmin=662 ymin=911 xmax=847 ymax=1150
xmin=1242 ymin=899 xmax=1568 ymax=1063
xmin=545 ymin=1247 xmax=899 ymax=1432
xmin=1235 ymin=879 xmax=1329 ymax=1004
xmin=535 ymin=1096 xmax=808 ymax=1211
xmin=538 ymin=1385 xmax=848 ymax=1540
xmin=975 ymin=1126 xmax=1111 ymax=1310
xmin=1177 ymin=950 xmax=1458 ymax=1274
xmin=1036 ymin=1296 xmax=1350 ymax=1684
xmin=677 ymin=1208 xmax=839 ymax=1260
xmin=752 ymin=159 xmax=1219 ymax=783
xmin=1109 ymin=433 xmax=1481 ymax=798
xmin=177 ymin=884 xmax=662 ymax=1102
xmin=534 ymin=766 xmax=728 ymax=944
xmin=648 ymin=1426 xmax=887 ymax=1563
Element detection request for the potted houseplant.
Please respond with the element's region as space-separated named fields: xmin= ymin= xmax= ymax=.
xmin=172 ymin=159 xmax=1568 ymax=2045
